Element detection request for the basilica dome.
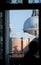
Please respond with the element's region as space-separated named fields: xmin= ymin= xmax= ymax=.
xmin=23 ymin=16 xmax=39 ymax=31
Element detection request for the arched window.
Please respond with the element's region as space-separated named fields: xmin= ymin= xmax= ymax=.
xmin=28 ymin=0 xmax=41 ymax=3
xmin=7 ymin=0 xmax=23 ymax=4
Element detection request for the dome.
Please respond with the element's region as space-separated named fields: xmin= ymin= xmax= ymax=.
xmin=23 ymin=16 xmax=39 ymax=31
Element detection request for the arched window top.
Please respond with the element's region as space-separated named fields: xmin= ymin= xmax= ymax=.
xmin=10 ymin=0 xmax=23 ymax=4
xmin=28 ymin=0 xmax=41 ymax=3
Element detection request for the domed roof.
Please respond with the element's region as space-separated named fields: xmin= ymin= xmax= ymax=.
xmin=23 ymin=16 xmax=39 ymax=31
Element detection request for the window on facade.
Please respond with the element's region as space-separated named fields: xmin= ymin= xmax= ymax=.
xmin=10 ymin=0 xmax=23 ymax=4
xmin=9 ymin=9 xmax=39 ymax=58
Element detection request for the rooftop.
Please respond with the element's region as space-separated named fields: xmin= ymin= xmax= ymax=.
xmin=10 ymin=32 xmax=36 ymax=39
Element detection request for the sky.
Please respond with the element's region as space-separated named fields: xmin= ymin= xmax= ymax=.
xmin=9 ymin=10 xmax=33 ymax=34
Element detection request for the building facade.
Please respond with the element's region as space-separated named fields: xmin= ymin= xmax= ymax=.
xmin=10 ymin=38 xmax=30 ymax=54
xmin=10 ymin=32 xmax=36 ymax=55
